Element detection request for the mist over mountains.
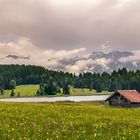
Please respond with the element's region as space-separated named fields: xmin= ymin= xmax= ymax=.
xmin=0 ymin=50 xmax=140 ymax=73
xmin=47 ymin=50 xmax=140 ymax=73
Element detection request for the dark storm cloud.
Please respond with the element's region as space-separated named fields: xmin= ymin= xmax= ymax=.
xmin=0 ymin=0 xmax=140 ymax=50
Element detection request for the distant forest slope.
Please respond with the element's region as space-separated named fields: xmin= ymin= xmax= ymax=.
xmin=0 ymin=64 xmax=140 ymax=92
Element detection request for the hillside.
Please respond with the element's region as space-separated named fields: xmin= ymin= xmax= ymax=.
xmin=0 ymin=65 xmax=140 ymax=94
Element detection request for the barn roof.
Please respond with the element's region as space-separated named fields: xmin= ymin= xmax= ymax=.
xmin=106 ymin=90 xmax=140 ymax=103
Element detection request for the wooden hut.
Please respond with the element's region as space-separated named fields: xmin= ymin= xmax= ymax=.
xmin=105 ymin=90 xmax=140 ymax=107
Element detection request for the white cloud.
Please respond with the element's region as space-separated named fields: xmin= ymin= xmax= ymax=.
xmin=0 ymin=37 xmax=40 ymax=57
xmin=51 ymin=48 xmax=86 ymax=61
xmin=0 ymin=38 xmax=113 ymax=73
xmin=65 ymin=59 xmax=93 ymax=74
xmin=94 ymin=58 xmax=112 ymax=69
xmin=65 ymin=58 xmax=112 ymax=74
xmin=0 ymin=38 xmax=86 ymax=68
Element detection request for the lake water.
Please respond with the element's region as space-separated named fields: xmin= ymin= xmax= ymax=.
xmin=0 ymin=95 xmax=110 ymax=102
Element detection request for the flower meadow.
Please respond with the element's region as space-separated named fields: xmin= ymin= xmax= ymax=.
xmin=0 ymin=102 xmax=140 ymax=140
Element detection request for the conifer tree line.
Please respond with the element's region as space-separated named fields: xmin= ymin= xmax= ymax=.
xmin=0 ymin=65 xmax=140 ymax=95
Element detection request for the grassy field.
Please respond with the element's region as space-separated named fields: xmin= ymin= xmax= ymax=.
xmin=70 ymin=87 xmax=111 ymax=96
xmin=0 ymin=102 xmax=140 ymax=139
xmin=4 ymin=85 xmax=39 ymax=97
xmin=3 ymin=85 xmax=111 ymax=97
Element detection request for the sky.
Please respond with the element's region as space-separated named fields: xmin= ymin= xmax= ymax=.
xmin=0 ymin=0 xmax=140 ymax=72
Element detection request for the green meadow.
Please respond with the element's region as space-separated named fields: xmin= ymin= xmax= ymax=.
xmin=70 ymin=87 xmax=111 ymax=96
xmin=0 ymin=102 xmax=140 ymax=140
xmin=3 ymin=85 xmax=111 ymax=97
xmin=4 ymin=85 xmax=39 ymax=97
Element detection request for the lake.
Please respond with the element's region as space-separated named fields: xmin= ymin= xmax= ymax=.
xmin=0 ymin=95 xmax=109 ymax=102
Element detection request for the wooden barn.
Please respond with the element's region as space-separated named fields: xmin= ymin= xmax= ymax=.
xmin=105 ymin=90 xmax=140 ymax=107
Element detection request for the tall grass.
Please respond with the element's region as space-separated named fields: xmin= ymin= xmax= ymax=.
xmin=0 ymin=102 xmax=140 ymax=139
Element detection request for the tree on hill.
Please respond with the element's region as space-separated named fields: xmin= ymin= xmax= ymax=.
xmin=9 ymin=80 xmax=17 ymax=90
xmin=63 ymin=83 xmax=70 ymax=95
xmin=36 ymin=84 xmax=45 ymax=96
xmin=46 ymin=81 xmax=57 ymax=95
xmin=37 ymin=81 xmax=60 ymax=96
xmin=10 ymin=89 xmax=15 ymax=97
xmin=0 ymin=89 xmax=4 ymax=96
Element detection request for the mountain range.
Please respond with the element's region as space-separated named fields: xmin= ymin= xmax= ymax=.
xmin=0 ymin=51 xmax=140 ymax=73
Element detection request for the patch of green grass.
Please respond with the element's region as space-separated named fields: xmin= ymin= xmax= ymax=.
xmin=70 ymin=87 xmax=111 ymax=96
xmin=4 ymin=85 xmax=39 ymax=97
xmin=3 ymin=85 xmax=111 ymax=97
xmin=0 ymin=102 xmax=140 ymax=139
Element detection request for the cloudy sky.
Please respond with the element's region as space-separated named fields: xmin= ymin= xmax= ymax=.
xmin=0 ymin=0 xmax=140 ymax=72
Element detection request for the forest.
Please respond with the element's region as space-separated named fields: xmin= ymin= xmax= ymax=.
xmin=0 ymin=64 xmax=140 ymax=95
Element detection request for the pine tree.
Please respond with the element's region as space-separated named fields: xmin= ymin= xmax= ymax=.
xmin=63 ymin=83 xmax=70 ymax=95
xmin=10 ymin=89 xmax=15 ymax=97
